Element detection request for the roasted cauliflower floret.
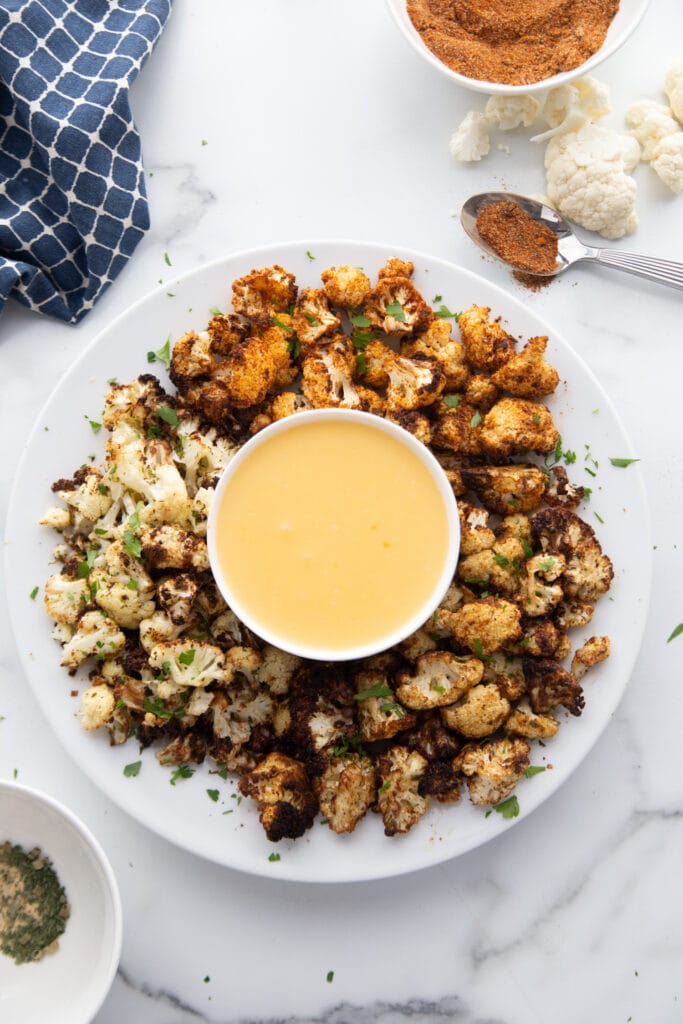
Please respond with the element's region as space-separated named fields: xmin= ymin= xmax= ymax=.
xmin=363 ymin=276 xmax=432 ymax=337
xmin=456 ymin=737 xmax=530 ymax=806
xmin=463 ymin=373 xmax=499 ymax=410
xmin=169 ymin=330 xmax=215 ymax=391
xmin=183 ymin=334 xmax=280 ymax=416
xmin=291 ymin=287 xmax=341 ymax=347
xmin=383 ymin=351 xmax=445 ymax=411
xmin=320 ymin=264 xmax=371 ymax=309
xmin=457 ymin=502 xmax=496 ymax=555
xmin=149 ymin=639 xmax=229 ymax=690
xmin=238 ymin=752 xmax=318 ymax=842
xmin=60 ymin=610 xmax=126 ymax=670
xmin=457 ymin=541 xmax=524 ymax=596
xmin=354 ymin=672 xmax=416 ymax=742
xmin=444 ymin=597 xmax=522 ymax=656
xmin=457 ymin=304 xmax=516 ymax=371
xmin=52 ymin=465 xmax=113 ymax=528
xmin=231 ymin=264 xmax=297 ymax=326
xmin=489 ymin=335 xmax=560 ymax=398
xmin=376 ymin=746 xmax=430 ymax=836
xmin=402 ymin=317 xmax=469 ymax=391
xmin=174 ymin=425 xmax=236 ymax=496
xmin=461 ymin=464 xmax=547 ymax=515
xmin=317 ymin=755 xmax=377 ymax=834
xmin=44 ymin=574 xmax=90 ymax=625
xmin=554 ymin=598 xmax=595 ymax=631
xmin=530 ymin=507 xmax=614 ymax=602
xmin=519 ymin=619 xmax=571 ymax=660
xmin=139 ymin=609 xmax=183 ymax=652
xmin=378 ymin=257 xmax=415 ymax=279
xmin=506 ymin=702 xmax=560 ymax=740
xmin=39 ymin=506 xmax=72 ymax=530
xmin=106 ymin=422 xmax=189 ymax=524
xmin=520 ymin=552 xmax=567 ymax=617
xmin=102 ymin=374 xmax=170 ymax=431
xmin=156 ymin=573 xmax=198 ymax=626
xmin=254 ymin=646 xmax=302 ymax=695
xmin=441 ymin=683 xmax=511 ymax=738
xmin=571 ymin=635 xmax=610 ymax=681
xmin=479 ymin=398 xmax=560 ymax=459
xmin=138 ymin=524 xmax=209 ymax=571
xmin=523 ymin=655 xmax=585 ymax=716
xmin=545 ymin=465 xmax=585 ymax=510
xmin=206 ymin=312 xmax=250 ymax=355
xmin=481 ymin=652 xmax=526 ymax=701
xmin=301 ymin=338 xmax=381 ymax=411
xmin=396 ymin=652 xmax=484 ymax=710
xmin=268 ymin=392 xmax=313 ymax=421
xmin=211 ymin=677 xmax=273 ymax=746
xmin=431 ymin=401 xmax=482 ymax=456
xmin=88 ymin=538 xmax=156 ymax=631
xmin=79 ymin=680 xmax=115 ymax=731
xmin=385 ymin=409 xmax=433 ymax=446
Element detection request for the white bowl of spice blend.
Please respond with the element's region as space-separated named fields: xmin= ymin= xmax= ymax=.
xmin=385 ymin=0 xmax=651 ymax=94
xmin=0 ymin=781 xmax=122 ymax=1024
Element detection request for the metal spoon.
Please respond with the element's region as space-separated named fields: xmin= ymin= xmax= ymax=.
xmin=461 ymin=192 xmax=683 ymax=290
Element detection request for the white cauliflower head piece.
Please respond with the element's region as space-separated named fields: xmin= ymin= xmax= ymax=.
xmin=664 ymin=59 xmax=683 ymax=122
xmin=625 ymin=100 xmax=680 ymax=161
xmin=485 ymin=94 xmax=539 ymax=130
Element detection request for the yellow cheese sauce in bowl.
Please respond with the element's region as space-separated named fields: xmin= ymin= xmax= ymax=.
xmin=208 ymin=409 xmax=460 ymax=661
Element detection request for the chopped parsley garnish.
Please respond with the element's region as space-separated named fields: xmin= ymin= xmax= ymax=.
xmin=326 ymin=970 xmax=335 ymax=983
xmin=304 ymin=313 xmax=318 ymax=325
xmin=472 ymin=638 xmax=486 ymax=659
xmin=667 ymin=623 xmax=683 ymax=643
xmin=268 ymin=852 xmax=281 ymax=862
xmin=350 ymin=313 xmax=371 ymax=329
xmin=354 ymin=682 xmax=393 ymax=701
xmin=147 ymin=337 xmax=171 ymax=368
xmin=331 ymin=735 xmax=365 ymax=757
xmin=126 ymin=579 xmax=139 ymax=590
xmin=156 ymin=404 xmax=179 ymax=427
xmin=493 ymin=554 xmax=509 ymax=568
xmin=306 ymin=250 xmax=315 ymax=261
xmin=209 ymin=305 xmax=224 ymax=316
xmin=385 ymin=300 xmax=406 ymax=322
xmin=29 ymin=586 xmax=39 ymax=600
xmin=609 ymin=457 xmax=640 ymax=468
xmin=494 ymin=795 xmax=519 ymax=819
xmin=470 ymin=411 xmax=482 ymax=428
xmin=206 ymin=788 xmax=220 ymax=802
xmin=178 ymin=648 xmax=196 ymax=666
xmin=169 ymin=764 xmax=194 ymax=785
xmin=272 ymin=315 xmax=293 ymax=333
xmin=433 ymin=304 xmax=460 ymax=322
xmin=356 ymin=352 xmax=368 ymax=375
xmin=164 ymin=251 xmax=171 ymax=266
xmin=122 ymin=529 xmax=142 ymax=559
xmin=524 ymin=765 xmax=546 ymax=778
xmin=123 ymin=760 xmax=142 ymax=778
xmin=443 ymin=394 xmax=461 ymax=408
xmin=88 ymin=419 xmax=102 ymax=434
xmin=77 ymin=547 xmax=99 ymax=578
xmin=287 ymin=337 xmax=301 ymax=359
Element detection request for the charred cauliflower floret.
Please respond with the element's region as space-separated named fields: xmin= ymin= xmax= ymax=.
xmin=60 ymin=610 xmax=126 ymax=670
xmin=431 ymin=401 xmax=482 ymax=455
xmin=402 ymin=317 xmax=469 ymax=391
xmin=231 ymin=264 xmax=297 ymax=326
xmin=460 ymin=464 xmax=547 ymax=515
xmin=376 ymin=746 xmax=430 ymax=836
xmin=44 ymin=574 xmax=91 ymax=625
xmin=520 ymin=552 xmax=567 ymax=617
xmin=457 ymin=502 xmax=496 ymax=555
xmin=571 ymin=635 xmax=610 ymax=681
xmin=291 ymin=287 xmax=341 ymax=347
xmin=545 ymin=465 xmax=585 ymax=510
xmin=479 ymin=398 xmax=560 ymax=459
xmin=554 ymin=598 xmax=595 ymax=631
xmin=156 ymin=573 xmax=198 ymax=626
xmin=523 ymin=655 xmax=585 ymax=716
xmin=363 ymin=276 xmax=432 ymax=337
xmin=385 ymin=409 xmax=433 ymax=446
xmin=139 ymin=609 xmax=182 ymax=652
xmin=183 ymin=334 xmax=280 ymax=417
xmin=396 ymin=652 xmax=484 ymax=710
xmin=320 ymin=264 xmax=371 ymax=309
xmin=149 ymin=639 xmax=228 ymax=691
xmin=268 ymin=392 xmax=313 ymax=421
xmin=138 ymin=524 xmax=209 ymax=571
xmin=301 ymin=338 xmax=382 ymax=411
xmin=102 ymin=374 xmax=170 ymax=431
xmin=211 ymin=676 xmax=273 ymax=746
xmin=90 ymin=538 xmax=156 ymax=630
xmin=457 ymin=304 xmax=516 ymax=371
xmin=79 ymin=680 xmax=115 ymax=731
xmin=238 ymin=752 xmax=318 ymax=842
xmin=255 ymin=646 xmax=302 ymax=695
xmin=489 ymin=335 xmax=559 ymax=398
xmin=355 ymin=671 xmax=416 ymax=742
xmin=444 ymin=597 xmax=522 ymax=656
xmin=463 ymin=373 xmax=499 ymax=410
xmin=456 ymin=737 xmax=530 ymax=806
xmin=317 ymin=755 xmax=377 ymax=834
xmin=530 ymin=508 xmax=614 ymax=603
xmin=52 ymin=465 xmax=113 ymax=529
xmin=206 ymin=312 xmax=250 ymax=355
xmin=481 ymin=652 xmax=526 ymax=701
xmin=383 ymin=351 xmax=445 ymax=412
xmin=506 ymin=702 xmax=560 ymax=740
xmin=519 ymin=619 xmax=571 ymax=660
xmin=169 ymin=330 xmax=215 ymax=391
xmin=378 ymin=257 xmax=415 ymax=279
xmin=441 ymin=682 xmax=511 ymax=738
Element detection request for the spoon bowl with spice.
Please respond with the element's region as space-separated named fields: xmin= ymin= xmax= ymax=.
xmin=0 ymin=780 xmax=122 ymax=1024
xmin=461 ymin=192 xmax=683 ymax=291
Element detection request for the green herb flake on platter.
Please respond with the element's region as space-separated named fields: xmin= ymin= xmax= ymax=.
xmin=0 ymin=842 xmax=70 ymax=965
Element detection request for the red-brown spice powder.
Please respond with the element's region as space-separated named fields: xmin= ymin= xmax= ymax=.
xmin=407 ymin=0 xmax=620 ymax=86
xmin=476 ymin=200 xmax=559 ymax=279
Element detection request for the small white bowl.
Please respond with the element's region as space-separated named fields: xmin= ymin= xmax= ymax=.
xmin=0 ymin=781 xmax=122 ymax=1024
xmin=208 ymin=408 xmax=460 ymax=662
xmin=385 ymin=0 xmax=651 ymax=95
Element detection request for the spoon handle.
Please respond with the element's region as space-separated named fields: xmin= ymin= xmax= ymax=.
xmin=592 ymin=248 xmax=683 ymax=290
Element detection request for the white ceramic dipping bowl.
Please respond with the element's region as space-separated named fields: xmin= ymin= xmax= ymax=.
xmin=384 ymin=0 xmax=651 ymax=95
xmin=208 ymin=408 xmax=460 ymax=662
xmin=0 ymin=781 xmax=122 ymax=1024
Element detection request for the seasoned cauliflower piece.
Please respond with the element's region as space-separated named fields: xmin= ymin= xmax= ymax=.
xmin=461 ymin=463 xmax=547 ymax=515
xmin=301 ymin=338 xmax=381 ymax=411
xmin=169 ymin=330 xmax=215 ymax=390
xmin=385 ymin=409 xmax=433 ymax=446
xmin=363 ymin=276 xmax=432 ymax=337
xmin=523 ymin=655 xmax=585 ymax=716
xmin=571 ymin=635 xmax=610 ymax=681
xmin=238 ymin=752 xmax=318 ymax=842
xmin=441 ymin=682 xmax=510 ymax=738
xmin=231 ymin=264 xmax=297 ymax=326
xmin=183 ymin=334 xmax=280 ymax=416
xmin=211 ymin=677 xmax=273 ymax=746
xmin=79 ymin=681 xmax=115 ymax=731
xmin=481 ymin=652 xmax=526 ymax=702
xmin=106 ymin=422 xmax=189 ymax=522
xmin=449 ymin=110 xmax=490 ymax=162
xmin=44 ymin=574 xmax=90 ymax=625
xmin=402 ymin=317 xmax=469 ymax=391
xmin=396 ymin=652 xmax=483 ymax=711
xmin=157 ymin=573 xmax=198 ymax=626
xmin=489 ymin=335 xmax=559 ymax=398
xmin=102 ymin=374 xmax=169 ymax=431
xmin=253 ymin=646 xmax=302 ymax=695
xmin=456 ymin=737 xmax=530 ymax=806
xmin=139 ymin=609 xmax=183 ymax=652
xmin=457 ymin=305 xmax=515 ymax=372
xmin=479 ymin=398 xmax=560 ymax=458
xmin=139 ymin=524 xmax=209 ymax=571
xmin=376 ymin=746 xmax=429 ymax=836
xmin=553 ymin=598 xmax=595 ymax=631
xmin=463 ymin=373 xmax=499 ymax=410
xmin=382 ymin=351 xmax=445 ymax=412
xmin=520 ymin=552 xmax=566 ymax=617
xmin=53 ymin=465 xmax=113 ymax=527
xmin=457 ymin=502 xmax=496 ymax=555
xmin=60 ymin=610 xmax=126 ymax=670
xmin=506 ymin=702 xmax=560 ymax=740
xmin=175 ymin=425 xmax=236 ymax=496
xmin=39 ymin=506 xmax=71 ymax=530
xmin=268 ymin=392 xmax=313 ymax=421
xmin=354 ymin=671 xmax=416 ymax=742
xmin=443 ymin=597 xmax=522 ymax=656
xmin=149 ymin=639 xmax=229 ymax=688
xmin=545 ymin=465 xmax=585 ymax=510
xmin=317 ymin=755 xmax=377 ymax=834
xmin=431 ymin=401 xmax=482 ymax=456
xmin=530 ymin=507 xmax=613 ymax=603
xmin=457 ymin=538 xmax=524 ymax=596
xmin=291 ymin=287 xmax=341 ymax=347
xmin=320 ymin=264 xmax=371 ymax=309
xmin=378 ymin=257 xmax=415 ymax=279
xmin=519 ymin=619 xmax=571 ymax=660
xmin=90 ymin=538 xmax=156 ymax=630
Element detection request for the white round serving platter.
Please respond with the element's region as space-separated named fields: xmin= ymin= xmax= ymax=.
xmin=0 ymin=781 xmax=122 ymax=1024
xmin=4 ymin=240 xmax=652 ymax=883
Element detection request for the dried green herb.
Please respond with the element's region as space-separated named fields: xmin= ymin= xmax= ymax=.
xmin=0 ymin=842 xmax=70 ymax=964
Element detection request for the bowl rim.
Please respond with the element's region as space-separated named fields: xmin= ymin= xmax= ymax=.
xmin=384 ymin=0 xmax=652 ymax=95
xmin=207 ymin=407 xmax=460 ymax=662
xmin=0 ymin=779 xmax=123 ymax=1020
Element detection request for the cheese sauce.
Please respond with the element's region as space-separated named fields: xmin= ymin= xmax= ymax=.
xmin=212 ymin=415 xmax=452 ymax=655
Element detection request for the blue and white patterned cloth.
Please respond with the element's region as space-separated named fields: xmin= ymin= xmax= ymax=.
xmin=0 ymin=0 xmax=171 ymax=324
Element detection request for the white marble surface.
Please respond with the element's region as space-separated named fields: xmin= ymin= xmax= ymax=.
xmin=1 ymin=2 xmax=682 ymax=1022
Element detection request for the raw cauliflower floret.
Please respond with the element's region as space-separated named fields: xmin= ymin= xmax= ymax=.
xmin=444 ymin=597 xmax=522 ymax=656
xmin=320 ymin=264 xmax=371 ymax=310
xmin=457 ymin=305 xmax=516 ymax=372
xmin=376 ymin=746 xmax=429 ymax=836
xmin=570 ymin=635 xmax=610 ymax=681
xmin=138 ymin=524 xmax=209 ymax=571
xmin=489 ymin=335 xmax=559 ymax=398
xmin=449 ymin=110 xmax=490 ymax=162
xmin=60 ymin=610 xmax=126 ymax=670
xmin=317 ymin=755 xmax=377 ymax=834
xmin=291 ymin=287 xmax=341 ymax=347
xmin=231 ymin=264 xmax=297 ymax=325
xmin=650 ymin=132 xmax=683 ymax=193
xmin=544 ymin=124 xmax=641 ymax=240
xmin=485 ymin=94 xmax=540 ymax=130
xmin=532 ymin=77 xmax=611 ymax=142
xmin=479 ymin=398 xmax=560 ymax=459
xmin=664 ymin=59 xmax=683 ymax=122
xmin=456 ymin=737 xmax=530 ymax=806
xmin=625 ymin=100 xmax=680 ymax=161
xmin=395 ymin=652 xmax=484 ymax=711
xmin=238 ymin=751 xmax=318 ymax=842
xmin=79 ymin=680 xmax=116 ymax=731
xmin=44 ymin=574 xmax=90 ymax=625
xmin=441 ymin=683 xmax=510 ymax=738
xmin=149 ymin=639 xmax=228 ymax=688
xmin=363 ymin=276 xmax=432 ymax=337
xmin=90 ymin=538 xmax=156 ymax=630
